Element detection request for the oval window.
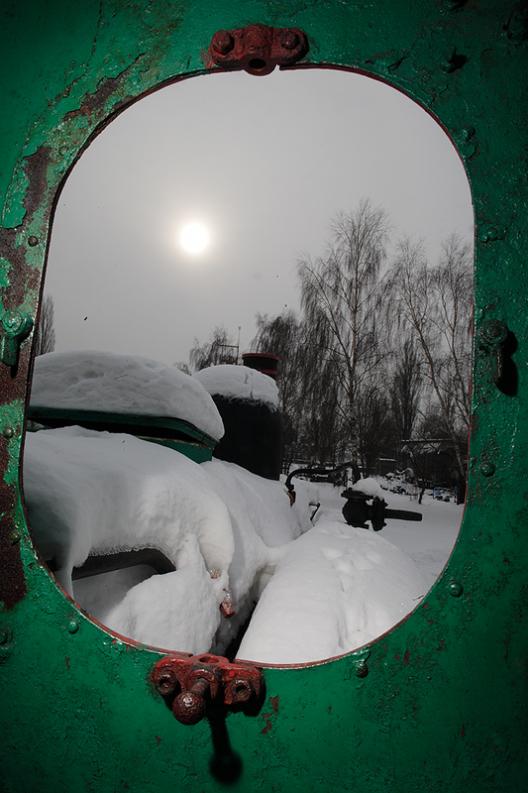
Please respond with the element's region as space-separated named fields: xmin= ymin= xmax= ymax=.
xmin=24 ymin=67 xmax=474 ymax=665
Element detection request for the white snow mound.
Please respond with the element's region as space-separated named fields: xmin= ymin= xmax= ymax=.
xmin=194 ymin=365 xmax=279 ymax=409
xmin=351 ymin=477 xmax=384 ymax=498
xmin=237 ymin=519 xmax=427 ymax=665
xmin=30 ymin=350 xmax=224 ymax=441
xmin=23 ymin=427 xmax=233 ymax=595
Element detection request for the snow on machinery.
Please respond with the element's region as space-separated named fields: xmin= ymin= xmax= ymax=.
xmin=285 ymin=463 xmax=422 ymax=531
xmin=23 ymin=349 xmax=429 ymax=665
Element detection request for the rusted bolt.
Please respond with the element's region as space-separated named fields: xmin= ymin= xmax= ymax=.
xmin=9 ymin=529 xmax=20 ymax=545
xmin=229 ymin=678 xmax=253 ymax=703
xmin=480 ymin=462 xmax=496 ymax=477
xmin=154 ymin=670 xmax=178 ymax=697
xmin=3 ymin=426 xmax=14 ymax=439
xmin=448 ymin=581 xmax=463 ymax=598
xmin=212 ymin=30 xmax=234 ymax=55
xmin=27 ymin=235 xmax=39 ymax=247
xmin=172 ymin=677 xmax=211 ymax=725
xmin=280 ymin=29 xmax=299 ymax=50
xmin=67 ymin=618 xmax=79 ymax=634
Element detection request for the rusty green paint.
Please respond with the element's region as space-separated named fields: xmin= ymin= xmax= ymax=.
xmin=0 ymin=1 xmax=527 ymax=791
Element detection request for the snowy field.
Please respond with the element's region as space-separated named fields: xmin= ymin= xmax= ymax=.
xmin=24 ymin=429 xmax=462 ymax=665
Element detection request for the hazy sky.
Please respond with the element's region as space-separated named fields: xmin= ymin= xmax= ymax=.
xmin=45 ymin=68 xmax=474 ymax=365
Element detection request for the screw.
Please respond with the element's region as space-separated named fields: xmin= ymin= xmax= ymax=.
xmin=212 ymin=30 xmax=234 ymax=55
xmin=280 ymin=29 xmax=299 ymax=50
xmin=67 ymin=618 xmax=79 ymax=634
xmin=3 ymin=427 xmax=14 ymax=439
xmin=480 ymin=462 xmax=496 ymax=477
xmin=27 ymin=236 xmax=39 ymax=247
xmin=448 ymin=581 xmax=463 ymax=598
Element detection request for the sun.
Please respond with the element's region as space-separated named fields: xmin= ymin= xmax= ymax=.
xmin=178 ymin=221 xmax=211 ymax=256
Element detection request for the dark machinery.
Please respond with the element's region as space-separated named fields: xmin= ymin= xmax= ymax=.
xmin=285 ymin=465 xmax=422 ymax=530
xmin=340 ymin=487 xmax=422 ymax=531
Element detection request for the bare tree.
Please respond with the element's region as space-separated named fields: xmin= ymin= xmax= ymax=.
xmin=189 ymin=326 xmax=239 ymax=371
xmin=298 ymin=200 xmax=391 ymax=460
xmin=390 ymin=335 xmax=423 ymax=442
xmin=34 ymin=295 xmax=56 ymax=356
xmin=389 ymin=235 xmax=472 ymax=494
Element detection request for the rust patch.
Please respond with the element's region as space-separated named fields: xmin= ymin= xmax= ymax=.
xmin=22 ymin=146 xmax=53 ymax=227
xmin=0 ymin=472 xmax=26 ymax=609
xmin=155 ymin=735 xmax=161 ymax=746
xmin=460 ymin=724 xmax=466 ymax=738
xmin=261 ymin=713 xmax=273 ymax=735
xmin=65 ymin=656 xmax=71 ymax=670
xmin=0 ymin=228 xmax=40 ymax=308
xmin=269 ymin=695 xmax=279 ymax=714
xmin=403 ymin=649 xmax=411 ymax=665
xmin=62 ymin=56 xmax=143 ymax=125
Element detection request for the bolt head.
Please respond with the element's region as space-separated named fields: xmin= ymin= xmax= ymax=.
xmin=448 ymin=581 xmax=463 ymax=598
xmin=67 ymin=618 xmax=79 ymax=634
xmin=355 ymin=660 xmax=369 ymax=678
xmin=212 ymin=30 xmax=234 ymax=55
xmin=172 ymin=690 xmax=206 ymax=725
xmin=3 ymin=427 xmax=14 ymax=439
xmin=480 ymin=462 xmax=496 ymax=477
xmin=9 ymin=529 xmax=21 ymax=545
xmin=280 ymin=29 xmax=299 ymax=50
xmin=28 ymin=235 xmax=39 ymax=247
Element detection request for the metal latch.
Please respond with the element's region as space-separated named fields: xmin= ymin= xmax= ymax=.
xmin=151 ymin=653 xmax=263 ymax=725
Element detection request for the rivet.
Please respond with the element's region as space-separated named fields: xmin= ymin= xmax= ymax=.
xmin=3 ymin=427 xmax=14 ymax=439
xmin=9 ymin=529 xmax=21 ymax=544
xmin=448 ymin=581 xmax=463 ymax=598
xmin=27 ymin=235 xmax=39 ymax=247
xmin=59 ymin=144 xmax=69 ymax=156
xmin=479 ymin=319 xmax=508 ymax=347
xmin=68 ymin=619 xmax=79 ymax=634
xmin=354 ymin=660 xmax=369 ymax=678
xmin=480 ymin=462 xmax=496 ymax=477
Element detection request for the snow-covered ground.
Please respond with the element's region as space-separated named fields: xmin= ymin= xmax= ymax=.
xmin=24 ymin=428 xmax=462 ymax=664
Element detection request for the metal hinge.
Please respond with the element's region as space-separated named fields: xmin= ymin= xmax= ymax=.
xmin=151 ymin=653 xmax=264 ymax=725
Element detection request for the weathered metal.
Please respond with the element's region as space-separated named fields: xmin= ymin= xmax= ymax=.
xmin=340 ymin=488 xmax=422 ymax=531
xmin=0 ymin=1 xmax=526 ymax=791
xmin=152 ymin=653 xmax=263 ymax=725
xmin=207 ymin=24 xmax=309 ymax=75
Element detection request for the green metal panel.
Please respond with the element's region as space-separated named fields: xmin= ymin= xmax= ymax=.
xmin=0 ymin=2 xmax=526 ymax=791
xmin=27 ymin=406 xmax=217 ymax=461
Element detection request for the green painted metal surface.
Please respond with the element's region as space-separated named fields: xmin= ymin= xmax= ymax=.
xmin=0 ymin=1 xmax=526 ymax=791
xmin=27 ymin=406 xmax=217 ymax=461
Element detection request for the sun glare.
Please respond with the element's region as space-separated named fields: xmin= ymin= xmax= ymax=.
xmin=178 ymin=221 xmax=211 ymax=256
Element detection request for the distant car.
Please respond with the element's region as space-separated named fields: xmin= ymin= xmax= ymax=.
xmin=433 ymin=487 xmax=451 ymax=502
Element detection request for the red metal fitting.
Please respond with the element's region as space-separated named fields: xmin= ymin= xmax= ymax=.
xmin=206 ymin=24 xmax=309 ymax=75
xmin=151 ymin=653 xmax=263 ymax=725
